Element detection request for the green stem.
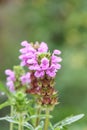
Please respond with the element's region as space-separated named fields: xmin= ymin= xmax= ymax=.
xmin=19 ymin=113 xmax=24 ymax=130
xmin=44 ymin=109 xmax=50 ymax=130
xmin=35 ymin=106 xmax=41 ymax=127
xmin=10 ymin=106 xmax=14 ymax=130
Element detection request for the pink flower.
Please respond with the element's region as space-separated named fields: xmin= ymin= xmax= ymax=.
xmin=38 ymin=42 xmax=48 ymax=52
xmin=29 ymin=64 xmax=40 ymax=71
xmin=6 ymin=81 xmax=15 ymax=92
xmin=46 ymin=65 xmax=56 ymax=77
xmin=40 ymin=57 xmax=49 ymax=70
xmin=20 ymin=72 xmax=31 ymax=85
xmin=19 ymin=46 xmax=36 ymax=54
xmin=20 ymin=61 xmax=26 ymax=66
xmin=53 ymin=49 xmax=61 ymax=55
xmin=19 ymin=42 xmax=37 ymax=67
xmin=21 ymin=41 xmax=30 ymax=47
xmin=53 ymin=63 xmax=61 ymax=70
xmin=51 ymin=55 xmax=62 ymax=63
xmin=27 ymin=58 xmax=37 ymax=64
xmin=34 ymin=70 xmax=45 ymax=78
xmin=5 ymin=69 xmax=15 ymax=81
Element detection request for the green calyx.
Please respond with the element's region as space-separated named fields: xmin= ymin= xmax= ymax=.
xmin=38 ymin=52 xmax=51 ymax=63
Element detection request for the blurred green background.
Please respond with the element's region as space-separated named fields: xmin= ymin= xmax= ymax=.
xmin=0 ymin=0 xmax=87 ymax=129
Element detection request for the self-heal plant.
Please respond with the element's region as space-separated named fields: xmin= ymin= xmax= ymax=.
xmin=0 ymin=41 xmax=84 ymax=130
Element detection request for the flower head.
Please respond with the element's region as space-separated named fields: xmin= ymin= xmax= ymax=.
xmin=19 ymin=41 xmax=62 ymax=106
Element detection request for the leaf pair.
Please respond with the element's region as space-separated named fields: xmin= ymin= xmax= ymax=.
xmin=0 ymin=114 xmax=84 ymax=130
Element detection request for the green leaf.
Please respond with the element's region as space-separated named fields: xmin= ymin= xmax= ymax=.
xmin=0 ymin=116 xmax=18 ymax=124
xmin=54 ymin=114 xmax=84 ymax=129
xmin=62 ymin=126 xmax=68 ymax=130
xmin=35 ymin=125 xmax=42 ymax=130
xmin=24 ymin=122 xmax=34 ymax=130
xmin=0 ymin=82 xmax=10 ymax=97
xmin=54 ymin=128 xmax=60 ymax=130
xmin=27 ymin=105 xmax=36 ymax=124
xmin=0 ymin=82 xmax=7 ymax=92
xmin=0 ymin=101 xmax=10 ymax=109
xmin=30 ymin=114 xmax=52 ymax=120
xmin=0 ymin=116 xmax=34 ymax=130
xmin=49 ymin=122 xmax=54 ymax=130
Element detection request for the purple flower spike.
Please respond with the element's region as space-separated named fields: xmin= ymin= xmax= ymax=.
xmin=40 ymin=57 xmax=49 ymax=70
xmin=19 ymin=41 xmax=62 ymax=80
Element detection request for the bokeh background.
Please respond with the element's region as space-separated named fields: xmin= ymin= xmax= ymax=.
xmin=0 ymin=0 xmax=87 ymax=129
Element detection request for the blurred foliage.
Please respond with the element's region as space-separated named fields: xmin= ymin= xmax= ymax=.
xmin=0 ymin=0 xmax=87 ymax=129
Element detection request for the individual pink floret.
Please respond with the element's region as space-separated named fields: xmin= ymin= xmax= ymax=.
xmin=51 ymin=55 xmax=62 ymax=63
xmin=6 ymin=81 xmax=15 ymax=92
xmin=53 ymin=49 xmax=61 ymax=55
xmin=38 ymin=42 xmax=48 ymax=52
xmin=46 ymin=65 xmax=56 ymax=77
xmin=40 ymin=57 xmax=49 ymax=70
xmin=34 ymin=70 xmax=45 ymax=78
xmin=5 ymin=69 xmax=15 ymax=81
xmin=20 ymin=72 xmax=31 ymax=85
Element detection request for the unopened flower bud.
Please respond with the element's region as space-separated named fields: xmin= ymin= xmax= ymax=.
xmin=34 ymin=41 xmax=40 ymax=49
xmin=13 ymin=91 xmax=29 ymax=112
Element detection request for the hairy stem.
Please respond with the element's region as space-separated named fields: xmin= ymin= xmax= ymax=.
xmin=10 ymin=106 xmax=14 ymax=130
xmin=35 ymin=106 xmax=41 ymax=127
xmin=44 ymin=109 xmax=50 ymax=130
xmin=19 ymin=113 xmax=24 ymax=130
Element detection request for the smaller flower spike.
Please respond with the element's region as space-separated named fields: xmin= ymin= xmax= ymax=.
xmin=5 ymin=69 xmax=15 ymax=92
xmin=5 ymin=66 xmax=31 ymax=92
